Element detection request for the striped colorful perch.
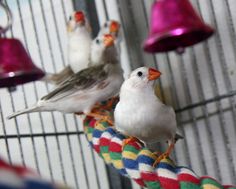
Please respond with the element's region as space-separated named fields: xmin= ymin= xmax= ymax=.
xmin=83 ymin=105 xmax=236 ymax=189
xmin=0 ymin=158 xmax=67 ymax=189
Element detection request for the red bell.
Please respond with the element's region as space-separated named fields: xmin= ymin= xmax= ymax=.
xmin=0 ymin=38 xmax=45 ymax=88
xmin=0 ymin=1 xmax=44 ymax=89
xmin=143 ymin=0 xmax=214 ymax=53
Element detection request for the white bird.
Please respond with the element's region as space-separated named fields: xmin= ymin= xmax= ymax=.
xmin=42 ymin=11 xmax=92 ymax=85
xmin=44 ymin=33 xmax=116 ymax=85
xmin=42 ymin=18 xmax=122 ymax=86
xmin=67 ymin=10 xmax=92 ymax=73
xmin=7 ymin=35 xmax=123 ymax=123
xmin=98 ymin=20 xmax=121 ymax=57
xmin=98 ymin=20 xmax=121 ymax=41
xmin=114 ymin=67 xmax=182 ymax=165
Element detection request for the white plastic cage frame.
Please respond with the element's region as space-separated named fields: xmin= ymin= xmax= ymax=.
xmin=0 ymin=0 xmax=235 ymax=189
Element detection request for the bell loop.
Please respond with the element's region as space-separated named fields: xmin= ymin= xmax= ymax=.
xmin=0 ymin=0 xmax=13 ymax=35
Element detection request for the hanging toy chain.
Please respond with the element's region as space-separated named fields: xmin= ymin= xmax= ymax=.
xmin=0 ymin=0 xmax=13 ymax=35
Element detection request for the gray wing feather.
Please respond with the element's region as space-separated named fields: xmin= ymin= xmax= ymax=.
xmin=41 ymin=64 xmax=108 ymax=101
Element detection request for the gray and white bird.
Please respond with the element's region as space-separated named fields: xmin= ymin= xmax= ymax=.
xmin=98 ymin=20 xmax=121 ymax=57
xmin=7 ymin=34 xmax=123 ymax=122
xmin=114 ymin=67 xmax=182 ymax=164
xmin=98 ymin=20 xmax=121 ymax=42
xmin=43 ymin=18 xmax=122 ymax=86
xmin=42 ymin=11 xmax=92 ymax=85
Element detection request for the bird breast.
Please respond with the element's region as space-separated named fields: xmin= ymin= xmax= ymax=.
xmin=115 ymin=95 xmax=176 ymax=143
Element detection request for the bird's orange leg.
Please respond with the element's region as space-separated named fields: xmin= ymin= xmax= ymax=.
xmin=85 ymin=112 xmax=114 ymax=126
xmin=122 ymin=137 xmax=143 ymax=150
xmin=94 ymin=97 xmax=119 ymax=111
xmin=153 ymin=142 xmax=175 ymax=167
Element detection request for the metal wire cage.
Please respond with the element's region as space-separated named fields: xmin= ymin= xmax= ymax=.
xmin=0 ymin=0 xmax=236 ymax=189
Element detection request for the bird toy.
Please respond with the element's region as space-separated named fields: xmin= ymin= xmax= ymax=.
xmin=83 ymin=103 xmax=236 ymax=189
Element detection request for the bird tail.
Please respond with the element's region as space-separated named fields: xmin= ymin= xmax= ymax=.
xmin=40 ymin=73 xmax=58 ymax=84
xmin=7 ymin=106 xmax=41 ymax=120
xmin=175 ymin=133 xmax=184 ymax=142
xmin=40 ymin=67 xmax=73 ymax=85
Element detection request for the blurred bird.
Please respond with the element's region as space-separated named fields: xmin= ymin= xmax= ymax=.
xmin=114 ymin=67 xmax=182 ymax=165
xmin=67 ymin=11 xmax=92 ymax=73
xmin=98 ymin=20 xmax=121 ymax=41
xmin=42 ymin=11 xmax=92 ymax=85
xmin=43 ymin=32 xmax=114 ymax=86
xmin=98 ymin=20 xmax=121 ymax=56
xmin=7 ymin=34 xmax=123 ymax=123
xmin=43 ymin=18 xmax=122 ymax=86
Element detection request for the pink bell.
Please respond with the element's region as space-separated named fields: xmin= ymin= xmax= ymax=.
xmin=143 ymin=0 xmax=214 ymax=53
xmin=0 ymin=1 xmax=44 ymax=89
xmin=0 ymin=38 xmax=45 ymax=88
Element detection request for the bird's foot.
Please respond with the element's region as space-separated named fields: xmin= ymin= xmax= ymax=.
xmin=152 ymin=143 xmax=175 ymax=167
xmin=122 ymin=137 xmax=140 ymax=150
xmin=94 ymin=97 xmax=119 ymax=111
xmin=152 ymin=152 xmax=169 ymax=167
xmin=86 ymin=112 xmax=114 ymax=126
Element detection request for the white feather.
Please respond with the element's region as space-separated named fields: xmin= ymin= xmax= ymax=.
xmin=114 ymin=67 xmax=177 ymax=145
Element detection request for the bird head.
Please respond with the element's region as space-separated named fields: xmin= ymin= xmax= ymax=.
xmin=103 ymin=34 xmax=115 ymax=47
xmin=99 ymin=20 xmax=120 ymax=39
xmin=74 ymin=11 xmax=85 ymax=24
xmin=124 ymin=67 xmax=161 ymax=90
xmin=90 ymin=34 xmax=115 ymax=64
xmin=67 ymin=11 xmax=87 ymax=32
xmin=109 ymin=20 xmax=120 ymax=37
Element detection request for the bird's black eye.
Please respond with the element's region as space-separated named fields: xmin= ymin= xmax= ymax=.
xmin=104 ymin=23 xmax=108 ymax=27
xmin=96 ymin=39 xmax=100 ymax=44
xmin=137 ymin=71 xmax=143 ymax=77
xmin=69 ymin=16 xmax=72 ymax=20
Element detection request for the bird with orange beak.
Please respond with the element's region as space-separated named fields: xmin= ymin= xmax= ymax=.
xmin=98 ymin=20 xmax=122 ymax=53
xmin=67 ymin=11 xmax=92 ymax=73
xmin=42 ymin=11 xmax=92 ymax=85
xmin=114 ymin=67 xmax=182 ymax=166
xmin=8 ymin=34 xmax=124 ymax=123
xmin=99 ymin=20 xmax=121 ymax=38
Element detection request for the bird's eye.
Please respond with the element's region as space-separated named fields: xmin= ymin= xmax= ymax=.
xmin=137 ymin=71 xmax=143 ymax=77
xmin=96 ymin=39 xmax=100 ymax=44
xmin=104 ymin=23 xmax=108 ymax=27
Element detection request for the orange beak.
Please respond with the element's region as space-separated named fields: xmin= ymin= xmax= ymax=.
xmin=148 ymin=68 xmax=161 ymax=81
xmin=75 ymin=11 xmax=85 ymax=23
xmin=103 ymin=34 xmax=115 ymax=47
xmin=110 ymin=21 xmax=120 ymax=33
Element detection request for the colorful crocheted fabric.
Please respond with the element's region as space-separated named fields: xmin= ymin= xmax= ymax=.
xmin=83 ymin=101 xmax=236 ymax=189
xmin=0 ymin=158 xmax=67 ymax=189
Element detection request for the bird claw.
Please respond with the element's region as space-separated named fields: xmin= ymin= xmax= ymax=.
xmin=153 ymin=152 xmax=169 ymax=167
xmin=95 ymin=97 xmax=119 ymax=111
xmin=122 ymin=137 xmax=140 ymax=150
xmin=101 ymin=116 xmax=114 ymax=126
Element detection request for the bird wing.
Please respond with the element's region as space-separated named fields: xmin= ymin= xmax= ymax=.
xmin=41 ymin=64 xmax=108 ymax=102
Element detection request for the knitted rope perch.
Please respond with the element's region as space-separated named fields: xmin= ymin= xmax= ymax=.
xmin=83 ymin=101 xmax=236 ymax=189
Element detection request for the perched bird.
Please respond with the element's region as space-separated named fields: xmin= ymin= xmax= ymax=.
xmin=114 ymin=67 xmax=182 ymax=165
xmin=98 ymin=20 xmax=121 ymax=56
xmin=42 ymin=18 xmax=121 ymax=86
xmin=67 ymin=11 xmax=92 ymax=73
xmin=42 ymin=11 xmax=92 ymax=85
xmin=45 ymin=32 xmax=115 ymax=85
xmin=7 ymin=34 xmax=124 ymax=123
xmin=98 ymin=20 xmax=121 ymax=41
